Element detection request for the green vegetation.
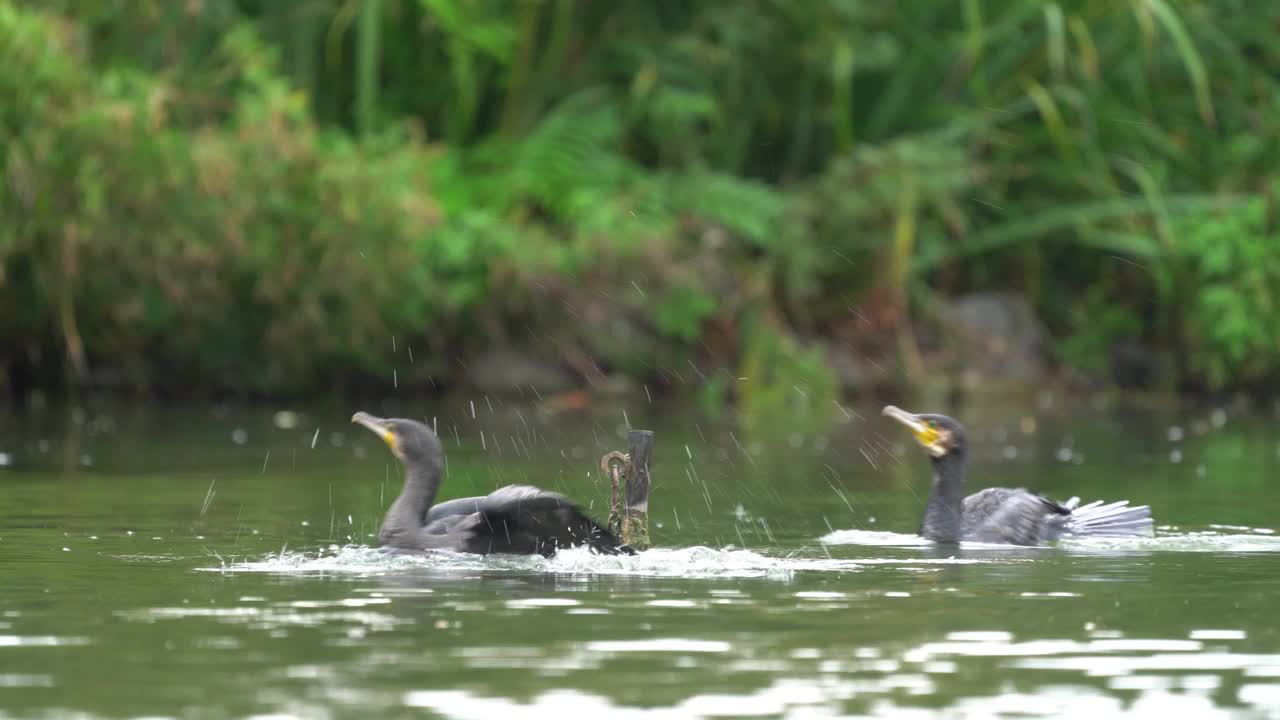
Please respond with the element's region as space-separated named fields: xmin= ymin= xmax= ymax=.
xmin=1 ymin=0 xmax=1277 ymax=399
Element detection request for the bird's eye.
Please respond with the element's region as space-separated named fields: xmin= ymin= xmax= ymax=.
xmin=926 ymin=421 xmax=937 ymax=429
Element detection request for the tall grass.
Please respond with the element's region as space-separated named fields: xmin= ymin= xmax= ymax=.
xmin=3 ymin=0 xmax=1279 ymax=396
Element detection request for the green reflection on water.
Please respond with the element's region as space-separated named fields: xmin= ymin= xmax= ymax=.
xmin=0 ymin=397 xmax=1278 ymax=718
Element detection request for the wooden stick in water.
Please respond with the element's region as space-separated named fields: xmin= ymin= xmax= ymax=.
xmin=623 ymin=429 xmax=654 ymax=550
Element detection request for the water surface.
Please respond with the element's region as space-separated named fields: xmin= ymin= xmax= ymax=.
xmin=1 ymin=396 xmax=1278 ymax=718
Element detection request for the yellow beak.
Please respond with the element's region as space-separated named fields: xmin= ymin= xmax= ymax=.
xmin=882 ymin=405 xmax=941 ymax=448
xmin=352 ymin=411 xmax=398 ymax=453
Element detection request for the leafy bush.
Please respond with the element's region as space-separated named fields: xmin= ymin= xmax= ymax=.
xmin=1176 ymin=198 xmax=1280 ymax=389
xmin=5 ymin=0 xmax=1280 ymax=398
xmin=0 ymin=7 xmax=475 ymax=392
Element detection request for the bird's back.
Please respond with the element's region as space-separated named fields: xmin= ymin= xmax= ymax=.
xmin=961 ymin=487 xmax=1071 ymax=545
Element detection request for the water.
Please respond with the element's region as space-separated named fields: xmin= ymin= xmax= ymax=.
xmin=2 ymin=397 xmax=1279 ymax=719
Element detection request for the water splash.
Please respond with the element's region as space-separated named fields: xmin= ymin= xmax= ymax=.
xmin=819 ymin=529 xmax=933 ymax=547
xmin=202 ymin=545 xmax=869 ymax=581
xmin=821 ymin=526 xmax=1280 ymax=554
xmin=1059 ymin=527 xmax=1280 ymax=554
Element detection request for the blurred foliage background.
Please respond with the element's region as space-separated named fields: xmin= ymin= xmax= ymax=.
xmin=1 ymin=0 xmax=1277 ymax=404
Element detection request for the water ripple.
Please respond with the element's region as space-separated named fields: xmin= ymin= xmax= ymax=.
xmin=821 ymin=526 xmax=1280 ymax=554
xmin=202 ymin=545 xmax=870 ymax=580
xmin=399 ymin=679 xmax=1270 ymax=719
xmin=819 ymin=529 xmax=932 ymax=547
xmin=115 ymin=605 xmax=408 ymax=631
xmin=0 ymin=635 xmax=88 ymax=648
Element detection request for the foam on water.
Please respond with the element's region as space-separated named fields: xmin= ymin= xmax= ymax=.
xmin=819 ymin=529 xmax=933 ymax=547
xmin=821 ymin=526 xmax=1280 ymax=554
xmin=819 ymin=530 xmax=1038 ymax=553
xmin=202 ymin=544 xmax=869 ymax=581
xmin=202 ymin=524 xmax=1279 ymax=581
xmin=1059 ymin=527 xmax=1280 ymax=554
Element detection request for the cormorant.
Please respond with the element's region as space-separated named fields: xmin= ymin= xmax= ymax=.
xmin=882 ymin=405 xmax=1153 ymax=545
xmin=353 ymin=411 xmax=633 ymax=556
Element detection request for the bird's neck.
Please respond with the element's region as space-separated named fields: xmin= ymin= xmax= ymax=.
xmin=381 ymin=460 xmax=442 ymax=541
xmin=921 ymin=451 xmax=966 ymax=543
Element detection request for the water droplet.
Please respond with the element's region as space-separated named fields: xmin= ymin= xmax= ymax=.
xmin=1002 ymin=445 xmax=1018 ymax=460
xmin=231 ymin=429 xmax=248 ymax=445
xmin=1169 ymin=448 xmax=1183 ymax=464
xmin=1056 ymin=447 xmax=1073 ymax=462
xmin=273 ymin=411 xmax=300 ymax=430
xmin=1210 ymin=408 xmax=1227 ymax=428
xmin=1167 ymin=426 xmax=1184 ymax=442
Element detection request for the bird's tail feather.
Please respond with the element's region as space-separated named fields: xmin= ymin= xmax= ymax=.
xmin=1067 ymin=499 xmax=1154 ymax=537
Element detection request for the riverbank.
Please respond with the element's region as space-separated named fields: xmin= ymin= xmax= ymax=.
xmin=3 ymin=2 xmax=1278 ymax=402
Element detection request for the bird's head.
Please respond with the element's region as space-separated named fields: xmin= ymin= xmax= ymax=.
xmin=351 ymin=411 xmax=441 ymax=466
xmin=882 ymin=406 xmax=966 ymax=459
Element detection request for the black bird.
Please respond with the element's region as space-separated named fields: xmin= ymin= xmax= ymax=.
xmin=353 ymin=411 xmax=633 ymax=556
xmin=882 ymin=405 xmax=1153 ymax=545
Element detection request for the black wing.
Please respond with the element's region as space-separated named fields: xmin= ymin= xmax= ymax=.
xmin=419 ymin=485 xmax=632 ymax=557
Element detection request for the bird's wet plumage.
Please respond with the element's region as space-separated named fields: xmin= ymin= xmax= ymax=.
xmin=884 ymin=406 xmax=1153 ymax=546
xmin=353 ymin=411 xmax=633 ymax=557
